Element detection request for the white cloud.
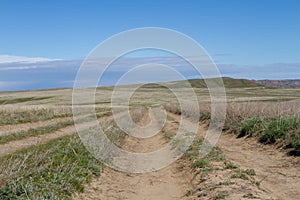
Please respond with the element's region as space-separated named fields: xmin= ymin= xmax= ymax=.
xmin=0 ymin=55 xmax=60 ymax=64
xmin=0 ymin=81 xmax=18 ymax=88
xmin=0 ymin=65 xmax=38 ymax=71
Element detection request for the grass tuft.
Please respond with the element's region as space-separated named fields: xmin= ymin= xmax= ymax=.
xmin=231 ymin=172 xmax=249 ymax=180
xmin=0 ymin=135 xmax=101 ymax=199
xmin=244 ymin=169 xmax=256 ymax=176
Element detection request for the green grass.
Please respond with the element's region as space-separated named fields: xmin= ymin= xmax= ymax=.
xmin=193 ymin=159 xmax=208 ymax=169
xmin=244 ymin=169 xmax=256 ymax=176
xmin=239 ymin=117 xmax=300 ymax=155
xmin=0 ymin=121 xmax=74 ymax=144
xmin=230 ymin=169 xmax=255 ymax=180
xmin=185 ymin=139 xmax=225 ymax=173
xmin=0 ymin=110 xmax=119 ymax=199
xmin=0 ymin=135 xmax=102 ymax=199
xmin=259 ymin=117 xmax=300 ymax=144
xmin=231 ymin=172 xmax=249 ymax=180
xmin=239 ymin=117 xmax=264 ymax=138
xmin=225 ymin=163 xmax=238 ymax=169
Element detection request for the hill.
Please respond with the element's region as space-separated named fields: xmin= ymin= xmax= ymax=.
xmin=256 ymin=79 xmax=300 ymax=88
xmin=168 ymin=77 xmax=262 ymax=88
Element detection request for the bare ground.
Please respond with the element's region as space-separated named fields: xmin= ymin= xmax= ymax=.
xmin=75 ymin=162 xmax=193 ymax=200
xmin=217 ymin=132 xmax=300 ymax=200
xmin=74 ymin=112 xmax=194 ymax=200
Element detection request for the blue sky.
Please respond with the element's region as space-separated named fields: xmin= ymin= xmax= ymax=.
xmin=0 ymin=0 xmax=300 ymax=91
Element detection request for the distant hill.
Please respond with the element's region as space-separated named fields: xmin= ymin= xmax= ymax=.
xmin=186 ymin=77 xmax=262 ymax=88
xmin=144 ymin=77 xmax=263 ymax=89
xmin=256 ymin=80 xmax=300 ymax=88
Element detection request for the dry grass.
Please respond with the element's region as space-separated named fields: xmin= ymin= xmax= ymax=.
xmin=0 ymin=80 xmax=299 ymax=198
xmin=165 ymin=101 xmax=300 ymax=155
xmin=224 ymin=101 xmax=300 ymax=131
xmin=0 ymin=106 xmax=73 ymax=125
xmin=129 ymin=107 xmax=148 ymax=124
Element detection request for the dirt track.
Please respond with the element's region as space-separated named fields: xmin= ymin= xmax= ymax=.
xmin=0 ymin=111 xmax=299 ymax=199
xmin=76 ymin=162 xmax=192 ymax=200
xmin=75 ymin=113 xmax=193 ymax=200
xmin=218 ymin=133 xmax=300 ymax=200
xmin=79 ymin=114 xmax=300 ymax=200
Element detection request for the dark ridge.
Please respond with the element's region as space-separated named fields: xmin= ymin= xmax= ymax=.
xmin=256 ymin=79 xmax=300 ymax=88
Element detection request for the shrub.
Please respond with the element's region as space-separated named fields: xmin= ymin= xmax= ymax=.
xmin=239 ymin=117 xmax=264 ymax=138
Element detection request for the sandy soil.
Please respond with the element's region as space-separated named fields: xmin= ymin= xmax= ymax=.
xmin=75 ymin=162 xmax=192 ymax=200
xmin=75 ymin=111 xmax=193 ymax=200
xmin=218 ymin=133 xmax=300 ymax=200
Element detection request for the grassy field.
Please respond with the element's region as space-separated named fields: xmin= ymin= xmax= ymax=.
xmin=0 ymin=135 xmax=102 ymax=199
xmin=0 ymin=78 xmax=299 ymax=199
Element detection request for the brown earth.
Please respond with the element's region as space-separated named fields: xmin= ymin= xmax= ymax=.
xmin=218 ymin=133 xmax=300 ymax=200
xmin=74 ymin=111 xmax=194 ymax=200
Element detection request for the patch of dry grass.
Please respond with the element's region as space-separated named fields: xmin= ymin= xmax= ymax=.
xmin=165 ymin=101 xmax=300 ymax=155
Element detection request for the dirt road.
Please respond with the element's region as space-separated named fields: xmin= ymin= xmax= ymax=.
xmin=75 ymin=111 xmax=194 ymax=200
xmin=218 ymin=133 xmax=300 ymax=200
xmin=76 ymin=162 xmax=192 ymax=200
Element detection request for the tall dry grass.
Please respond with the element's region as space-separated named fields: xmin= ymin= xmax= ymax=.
xmin=224 ymin=102 xmax=300 ymax=132
xmin=0 ymin=106 xmax=73 ymax=125
xmin=164 ymin=101 xmax=300 ymax=155
xmin=165 ymin=101 xmax=300 ymax=129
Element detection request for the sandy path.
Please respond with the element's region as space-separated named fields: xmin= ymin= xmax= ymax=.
xmin=217 ymin=133 xmax=300 ymax=200
xmin=75 ymin=110 xmax=194 ymax=200
xmin=77 ymin=162 xmax=192 ymax=200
